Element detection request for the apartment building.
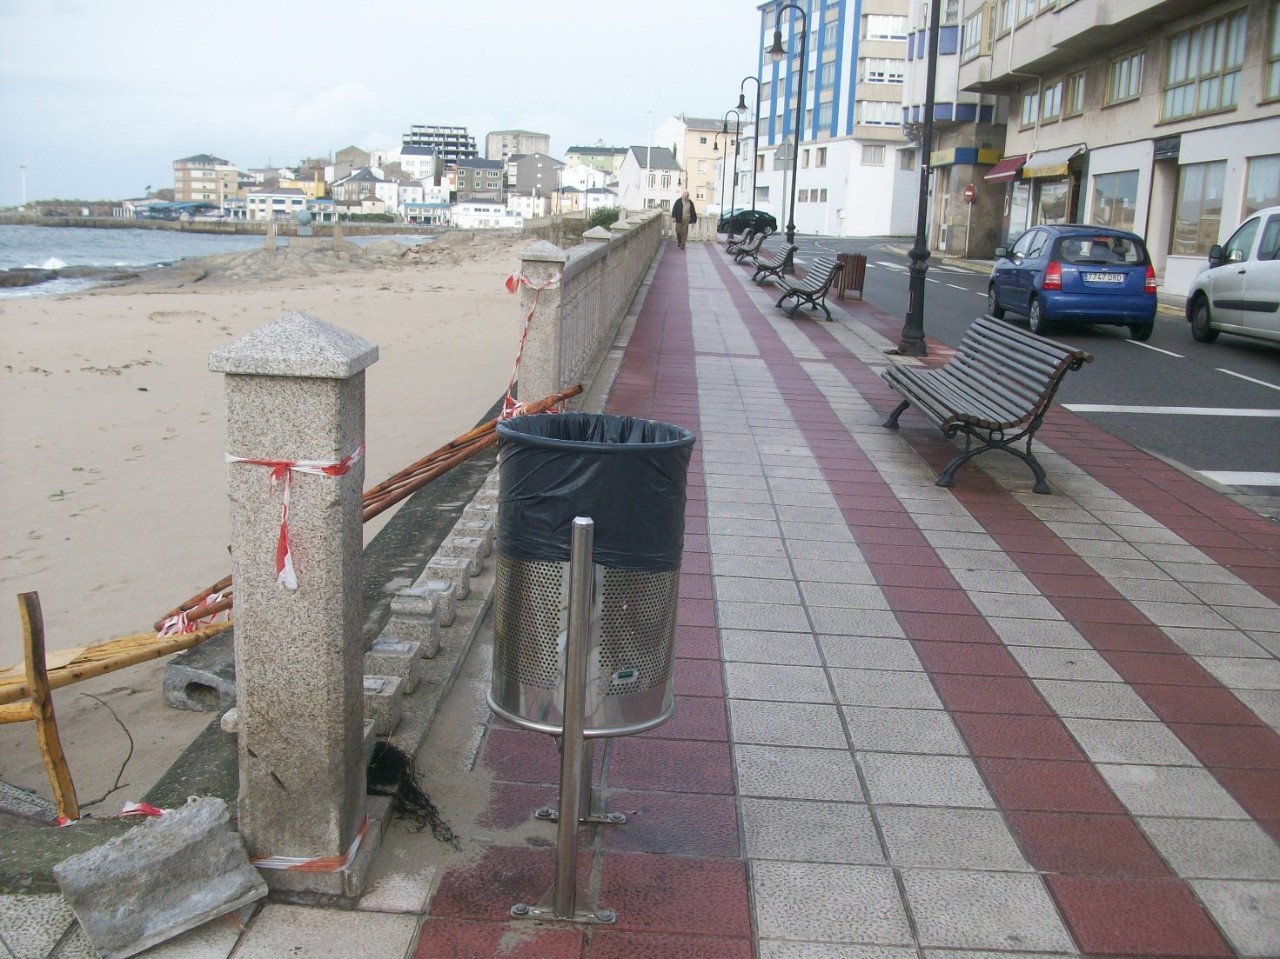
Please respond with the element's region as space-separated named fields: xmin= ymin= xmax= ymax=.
xmin=486 ymin=129 xmax=551 ymax=163
xmin=654 ymin=114 xmax=729 ymax=209
xmin=402 ymin=125 xmax=478 ymax=162
xmin=173 ymin=154 xmax=241 ymax=203
xmin=615 ymin=146 xmax=683 ymax=212
xmin=455 ymin=158 xmax=505 ymax=201
xmin=751 ymin=0 xmax=918 ymax=236
xmin=513 ymin=153 xmax=565 ymax=198
xmin=956 ymin=0 xmax=1280 ymax=298
xmin=564 ymin=145 xmax=629 ymax=173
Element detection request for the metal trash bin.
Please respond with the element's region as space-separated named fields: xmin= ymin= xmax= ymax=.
xmin=489 ymin=413 xmax=695 ymax=738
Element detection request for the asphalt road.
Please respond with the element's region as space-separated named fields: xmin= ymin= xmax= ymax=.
xmin=788 ymin=235 xmax=1280 ymax=520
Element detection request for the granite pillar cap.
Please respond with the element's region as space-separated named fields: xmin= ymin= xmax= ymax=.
xmin=519 ymin=240 xmax=569 ymax=265
xmin=209 ymin=311 xmax=378 ymax=379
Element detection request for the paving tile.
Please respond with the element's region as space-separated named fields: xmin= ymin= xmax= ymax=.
xmin=808 ymin=606 xmax=910 ymax=636
xmin=951 ymin=713 xmax=1088 ymax=761
xmin=601 ymin=791 xmax=740 ymax=858
xmin=1188 ymin=879 xmax=1280 ymax=958
xmin=742 ymin=798 xmax=884 ymax=863
xmin=1046 ymin=875 xmax=1232 ymax=956
xmin=734 ymin=744 xmax=865 ymax=801
xmin=608 ymin=738 xmax=734 ymax=794
xmin=600 ymin=854 xmax=749 ymax=937
xmin=842 ymin=705 xmax=968 ymax=755
xmin=876 ymin=806 xmax=1030 ymax=870
xmin=911 ymin=641 xmax=1024 ymax=676
xmin=479 ymin=782 xmax=558 ymax=830
xmin=1134 ymin=683 xmax=1265 ymax=725
xmin=894 ymin=612 xmax=1001 ymax=644
xmin=1033 ymin=679 xmax=1158 ymax=720
xmin=760 ymin=944 xmax=916 ymax=959
xmin=719 ymin=630 xmax=821 ymax=665
xmin=984 ymin=617 xmax=1090 ymax=648
xmin=1077 ymin=621 xmax=1177 ymax=653
xmin=1008 ymin=646 xmax=1123 ymax=683
xmin=857 ymin=752 xmax=994 ymax=808
xmin=819 ymin=635 xmax=922 ymax=671
xmin=1139 ymin=818 xmax=1280 ymax=880
xmin=724 ymin=662 xmax=833 ymax=703
xmin=414 ymin=919 xmax=583 ymax=959
xmin=484 ymin=727 xmax=564 ymax=784
xmin=716 ymin=601 xmax=811 ymax=633
xmin=673 ymin=659 xmax=725 ymax=698
xmin=933 ymin=547 xmax=1021 ymax=572
xmin=1198 ymin=656 xmax=1280 ymax=691
xmin=235 ymin=904 xmax=418 ymax=959
xmin=1006 ymin=811 xmax=1171 ymax=877
xmin=929 ymin=675 xmax=1053 ymax=716
xmin=899 ymin=870 xmax=1074 ymax=952
xmin=791 ymin=558 xmax=878 ymax=584
xmin=712 ymin=553 xmax=795 ymax=579
xmin=752 ymin=862 xmax=912 ymax=945
xmin=1098 ymin=764 xmax=1248 ymax=819
xmin=1062 ymin=717 xmax=1200 ymax=765
xmin=979 ymin=758 xmax=1126 ymax=813
xmin=589 ymin=930 xmax=753 ymax=959
xmin=729 ymin=699 xmax=848 ymax=748
xmin=0 ymin=894 xmax=75 ymax=959
xmin=1165 ymin=626 xmax=1274 ymax=658
xmin=829 ymin=668 xmax=943 ymax=709
xmin=714 ymin=576 xmax=802 ymax=604
xmin=800 ymin=582 xmax=891 ymax=610
xmin=642 ymin=696 xmax=728 ymax=742
xmin=788 ymin=540 xmax=867 ymax=563
xmin=1213 ymin=768 xmax=1280 ymax=820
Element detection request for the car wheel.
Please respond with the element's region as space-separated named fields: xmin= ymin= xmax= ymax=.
xmin=1028 ymin=298 xmax=1050 ymax=336
xmin=1129 ymin=322 xmax=1154 ymax=341
xmin=986 ymin=285 xmax=1005 ymax=318
xmin=1190 ymin=297 xmax=1219 ymax=343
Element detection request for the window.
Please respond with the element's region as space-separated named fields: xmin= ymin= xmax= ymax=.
xmin=821 ymin=61 xmax=835 ymax=85
xmin=697 ymin=160 xmax=707 ymax=173
xmin=1020 ymin=91 xmax=1038 ymax=126
xmin=1269 ymin=0 xmax=1280 ymax=100
xmin=962 ymin=6 xmax=986 ymax=62
xmin=1244 ymin=154 xmax=1280 ymax=216
xmin=816 ymin=147 xmax=827 ymax=168
xmin=862 ymin=58 xmax=905 ymax=83
xmin=1107 ymin=51 xmax=1144 ymax=105
xmin=648 ymin=174 xmax=655 ymax=187
xmin=820 ymin=188 xmax=828 ymax=202
xmin=661 ymin=175 xmax=671 ymax=189
xmin=900 ymin=150 xmax=916 ymax=171
xmin=1172 ymin=160 xmax=1227 ymax=255
xmin=1091 ymin=170 xmax=1139 ymax=232
xmin=862 ymin=144 xmax=886 ymax=165
xmin=1041 ymin=80 xmax=1063 ymax=121
xmin=824 ymin=21 xmax=838 ymax=45
xmin=799 ymin=189 xmax=809 ymax=202
xmin=802 ymin=149 xmax=810 ymax=168
xmin=1163 ymin=10 xmax=1247 ymax=119
xmin=865 ymin=14 xmax=908 ymax=39
xmin=1019 ymin=0 xmax=1038 ymax=22
xmin=999 ymin=0 xmax=1014 ymax=34
xmin=1065 ymin=71 xmax=1086 ymax=116
xmin=857 ymin=100 xmax=898 ymax=125
xmin=699 ymin=136 xmax=708 ymax=144
xmin=818 ymin=102 xmax=833 ymax=126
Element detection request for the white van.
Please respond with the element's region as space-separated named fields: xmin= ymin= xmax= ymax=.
xmin=1186 ymin=205 xmax=1280 ymax=346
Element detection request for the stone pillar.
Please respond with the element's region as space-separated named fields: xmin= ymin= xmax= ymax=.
xmin=209 ymin=311 xmax=379 ymax=901
xmin=515 ymin=240 xmax=570 ymax=405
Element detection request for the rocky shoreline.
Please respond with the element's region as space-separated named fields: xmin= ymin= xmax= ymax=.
xmin=0 ymin=264 xmax=142 ymax=289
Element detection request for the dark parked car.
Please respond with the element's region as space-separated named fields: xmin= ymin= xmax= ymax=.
xmin=718 ymin=209 xmax=777 ymax=235
xmin=988 ymin=224 xmax=1158 ymax=340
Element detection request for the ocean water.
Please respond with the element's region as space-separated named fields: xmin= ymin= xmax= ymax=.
xmin=0 ymin=225 xmax=434 ymax=298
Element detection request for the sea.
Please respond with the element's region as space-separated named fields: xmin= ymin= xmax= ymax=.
xmin=0 ymin=225 xmax=434 ymax=299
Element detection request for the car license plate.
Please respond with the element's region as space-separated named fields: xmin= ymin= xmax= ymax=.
xmin=1085 ymin=272 xmax=1125 ymax=283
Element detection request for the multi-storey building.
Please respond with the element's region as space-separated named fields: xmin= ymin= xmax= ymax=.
xmin=513 ymin=153 xmax=565 ymax=198
xmin=455 ymin=158 xmax=505 ymax=201
xmin=616 ymin=146 xmax=683 ymax=211
xmin=564 ymin=145 xmax=629 ymax=174
xmin=402 ymin=125 xmax=478 ymax=163
xmin=173 ymin=154 xmax=241 ymax=203
xmin=486 ymin=130 xmax=551 ymax=163
xmin=749 ymin=0 xmax=917 ymax=236
xmin=654 ymin=115 xmax=730 ymax=210
xmin=955 ymin=0 xmax=1280 ymax=300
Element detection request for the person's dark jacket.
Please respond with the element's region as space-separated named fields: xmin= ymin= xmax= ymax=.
xmin=672 ymin=198 xmax=697 ymax=224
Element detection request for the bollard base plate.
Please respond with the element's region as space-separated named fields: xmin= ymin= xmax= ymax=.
xmin=535 ymin=787 xmax=626 ymax=825
xmin=511 ymin=894 xmax=616 ymax=925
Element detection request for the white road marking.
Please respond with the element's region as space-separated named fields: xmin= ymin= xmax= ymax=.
xmin=1199 ymin=471 xmax=1280 ymax=486
xmin=946 ymin=283 xmax=969 ymax=290
xmin=875 ymin=261 xmax=903 ymax=270
xmin=1218 ymin=368 xmax=1280 ymax=392
xmin=1063 ymin=404 xmax=1280 ymax=417
xmin=1127 ymin=342 xmax=1184 ymax=357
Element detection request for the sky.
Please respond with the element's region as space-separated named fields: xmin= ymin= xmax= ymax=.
xmin=0 ymin=0 xmax=766 ymax=206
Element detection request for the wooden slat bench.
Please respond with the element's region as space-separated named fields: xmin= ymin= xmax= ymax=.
xmin=751 ymin=243 xmax=798 ymax=285
xmin=725 ymin=228 xmax=758 ymax=254
xmin=881 ymin=315 xmax=1093 ymax=494
xmin=732 ymin=231 xmax=769 ymax=263
xmin=775 ymin=256 xmax=842 ymax=321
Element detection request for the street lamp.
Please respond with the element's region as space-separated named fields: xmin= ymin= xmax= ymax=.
xmin=716 ymin=110 xmax=742 ymax=221
xmin=736 ymin=75 xmax=761 ymax=214
xmin=896 ymin=0 xmax=942 ymax=357
xmin=713 ymin=128 xmax=731 ymax=228
xmin=768 ymin=2 xmax=807 ymax=245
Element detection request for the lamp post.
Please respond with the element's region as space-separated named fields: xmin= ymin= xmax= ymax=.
xmin=896 ymin=0 xmax=942 ymax=357
xmin=736 ymin=75 xmax=761 ymax=213
xmin=713 ymin=128 xmax=731 ymax=228
xmin=717 ymin=110 xmax=742 ymax=222
xmin=768 ymin=2 xmax=807 ymax=245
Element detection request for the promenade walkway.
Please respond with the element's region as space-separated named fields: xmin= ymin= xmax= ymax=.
xmin=9 ymin=238 xmax=1278 ymax=958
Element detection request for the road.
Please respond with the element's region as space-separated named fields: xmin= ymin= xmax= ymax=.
xmin=790 ymin=235 xmax=1280 ymax=520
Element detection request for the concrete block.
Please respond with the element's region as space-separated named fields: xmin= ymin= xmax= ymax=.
xmin=434 ymin=539 xmax=484 ymax=577
xmin=363 ymin=675 xmax=404 ymax=737
xmin=424 ymin=558 xmax=471 ymax=602
xmin=462 ymin=500 xmax=497 ymax=523
xmin=52 ymin=797 xmax=266 ymax=959
xmin=364 ymin=640 xmax=423 ymax=694
xmin=454 ymin=519 xmax=494 ymax=553
xmin=385 ymin=582 xmax=447 ymax=646
xmin=163 ymin=630 xmax=236 ymax=712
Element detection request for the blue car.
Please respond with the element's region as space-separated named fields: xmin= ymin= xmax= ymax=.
xmin=988 ymin=224 xmax=1158 ymax=340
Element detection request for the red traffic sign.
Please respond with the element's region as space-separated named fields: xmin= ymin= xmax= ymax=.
xmin=963 ymin=183 xmax=977 ymax=203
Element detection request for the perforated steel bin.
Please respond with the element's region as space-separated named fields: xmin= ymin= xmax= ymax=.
xmin=489 ymin=413 xmax=695 ymax=737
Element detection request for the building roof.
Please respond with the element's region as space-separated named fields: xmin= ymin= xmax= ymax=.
xmin=248 ymin=187 xmax=306 ymax=196
xmin=628 ymin=146 xmax=681 ymax=171
xmin=399 ymin=145 xmax=437 ymax=156
xmin=176 ymin=154 xmax=231 ymax=165
xmin=458 ymin=158 xmax=504 ymax=170
xmin=489 ymin=129 xmax=550 ymax=137
xmin=567 ymin=146 xmax=628 ymax=155
xmin=676 ymin=115 xmax=724 ymax=132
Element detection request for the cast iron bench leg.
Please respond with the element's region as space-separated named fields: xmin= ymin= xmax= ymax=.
xmin=883 ymin=399 xmax=911 ymax=429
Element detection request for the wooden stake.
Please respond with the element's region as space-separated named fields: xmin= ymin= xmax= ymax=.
xmin=19 ymin=591 xmax=80 ymax=822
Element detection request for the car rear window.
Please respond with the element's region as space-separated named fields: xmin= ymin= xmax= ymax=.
xmin=1056 ymin=235 xmax=1147 ymax=266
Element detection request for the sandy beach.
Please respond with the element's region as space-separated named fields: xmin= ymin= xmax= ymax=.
xmin=0 ymin=232 xmax=528 ymax=814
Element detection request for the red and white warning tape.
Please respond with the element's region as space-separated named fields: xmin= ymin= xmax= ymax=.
xmin=157 ymin=589 xmax=228 ymax=637
xmin=251 ymin=815 xmax=369 ymax=872
xmin=502 ymin=271 xmax=564 ymax=419
xmin=225 ymin=443 xmax=365 ymax=590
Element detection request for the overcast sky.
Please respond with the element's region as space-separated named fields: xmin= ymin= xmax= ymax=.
xmin=0 ymin=0 xmax=766 ymax=206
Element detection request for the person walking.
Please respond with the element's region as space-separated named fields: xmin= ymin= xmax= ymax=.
xmin=672 ymin=191 xmax=696 ymax=250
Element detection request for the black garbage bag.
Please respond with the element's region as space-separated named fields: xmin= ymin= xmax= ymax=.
xmin=496 ymin=413 xmax=696 ymax=571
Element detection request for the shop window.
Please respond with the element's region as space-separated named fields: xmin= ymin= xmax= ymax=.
xmin=1163 ymin=10 xmax=1246 ymax=119
xmin=1244 ymin=154 xmax=1280 ymax=217
xmin=1036 ymin=180 xmax=1070 ymax=225
xmin=1091 ymin=170 xmax=1139 ymax=232
xmin=1171 ymin=160 xmax=1227 ymax=256
xmin=1106 ymin=51 xmax=1144 ymax=105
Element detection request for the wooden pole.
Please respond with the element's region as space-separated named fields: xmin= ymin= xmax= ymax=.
xmin=19 ymin=592 xmax=80 ymax=822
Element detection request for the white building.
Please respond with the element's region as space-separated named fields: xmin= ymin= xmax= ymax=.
xmin=245 ymin=187 xmax=308 ymax=222
xmin=451 ymin=200 xmax=524 ymax=229
xmin=616 ymin=146 xmax=683 ymax=212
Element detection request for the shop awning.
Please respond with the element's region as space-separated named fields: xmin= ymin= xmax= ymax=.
xmin=1022 ymin=144 xmax=1086 ymax=179
xmin=983 ymin=155 xmax=1026 ymax=182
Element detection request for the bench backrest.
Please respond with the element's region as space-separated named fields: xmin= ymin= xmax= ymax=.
xmin=760 ymin=243 xmax=797 ymax=266
xmin=800 ymin=257 xmax=841 ymax=292
xmin=950 ymin=316 xmax=1094 ymax=422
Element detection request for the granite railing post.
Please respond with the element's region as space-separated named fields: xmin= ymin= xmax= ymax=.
xmin=515 ymin=240 xmax=571 ymax=405
xmin=209 ymin=311 xmax=380 ymax=902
